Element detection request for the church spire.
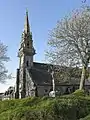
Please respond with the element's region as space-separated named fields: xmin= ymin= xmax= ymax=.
xmin=24 ymin=10 xmax=30 ymax=34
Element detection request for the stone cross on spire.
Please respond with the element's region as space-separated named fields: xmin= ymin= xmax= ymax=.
xmin=24 ymin=9 xmax=30 ymax=34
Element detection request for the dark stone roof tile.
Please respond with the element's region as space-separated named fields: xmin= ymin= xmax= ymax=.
xmin=29 ymin=67 xmax=52 ymax=85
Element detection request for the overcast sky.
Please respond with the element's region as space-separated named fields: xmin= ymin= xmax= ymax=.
xmin=0 ymin=0 xmax=89 ymax=92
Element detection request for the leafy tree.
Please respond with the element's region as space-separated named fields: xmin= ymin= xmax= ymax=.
xmin=0 ymin=41 xmax=11 ymax=83
xmin=46 ymin=6 xmax=90 ymax=90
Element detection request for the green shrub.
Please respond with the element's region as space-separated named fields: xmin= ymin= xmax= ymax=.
xmin=52 ymin=98 xmax=90 ymax=120
xmin=72 ymin=89 xmax=86 ymax=97
xmin=79 ymin=114 xmax=90 ymax=120
xmin=0 ymin=96 xmax=90 ymax=120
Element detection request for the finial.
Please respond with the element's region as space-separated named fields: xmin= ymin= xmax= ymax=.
xmin=26 ymin=8 xmax=28 ymax=16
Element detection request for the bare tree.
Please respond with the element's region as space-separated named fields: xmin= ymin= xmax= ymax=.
xmin=46 ymin=6 xmax=90 ymax=90
xmin=82 ymin=0 xmax=86 ymax=3
xmin=0 ymin=41 xmax=11 ymax=83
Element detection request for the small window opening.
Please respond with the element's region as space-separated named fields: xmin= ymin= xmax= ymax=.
xmin=27 ymin=41 xmax=29 ymax=48
xmin=44 ymin=89 xmax=48 ymax=93
xmin=26 ymin=61 xmax=29 ymax=67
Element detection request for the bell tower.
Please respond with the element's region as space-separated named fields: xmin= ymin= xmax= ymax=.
xmin=18 ymin=10 xmax=35 ymax=68
xmin=18 ymin=10 xmax=35 ymax=98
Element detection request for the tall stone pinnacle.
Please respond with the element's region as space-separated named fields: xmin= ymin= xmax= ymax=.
xmin=24 ymin=10 xmax=30 ymax=34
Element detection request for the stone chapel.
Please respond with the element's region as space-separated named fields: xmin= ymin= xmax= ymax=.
xmin=15 ymin=11 xmax=90 ymax=99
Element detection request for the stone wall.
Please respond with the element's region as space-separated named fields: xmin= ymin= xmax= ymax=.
xmin=36 ymin=85 xmax=52 ymax=96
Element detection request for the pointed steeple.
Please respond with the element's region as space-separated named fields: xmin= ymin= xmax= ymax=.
xmin=18 ymin=9 xmax=35 ymax=58
xmin=24 ymin=10 xmax=30 ymax=34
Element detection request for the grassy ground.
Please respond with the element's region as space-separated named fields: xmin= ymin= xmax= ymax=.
xmin=0 ymin=92 xmax=90 ymax=120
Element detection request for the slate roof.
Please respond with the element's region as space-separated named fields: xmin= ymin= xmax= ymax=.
xmin=0 ymin=93 xmax=4 ymax=99
xmin=0 ymin=93 xmax=4 ymax=95
xmin=33 ymin=62 xmax=62 ymax=72
xmin=29 ymin=67 xmax=52 ymax=85
xmin=28 ymin=62 xmax=90 ymax=86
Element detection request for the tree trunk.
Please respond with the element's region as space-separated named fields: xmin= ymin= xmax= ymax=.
xmin=79 ymin=65 xmax=87 ymax=90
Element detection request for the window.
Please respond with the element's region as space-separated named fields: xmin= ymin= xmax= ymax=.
xmin=26 ymin=61 xmax=29 ymax=67
xmin=27 ymin=41 xmax=29 ymax=48
xmin=44 ymin=89 xmax=48 ymax=93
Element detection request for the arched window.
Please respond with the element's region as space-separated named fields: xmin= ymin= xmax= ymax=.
xmin=26 ymin=61 xmax=29 ymax=67
xmin=27 ymin=41 xmax=29 ymax=48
